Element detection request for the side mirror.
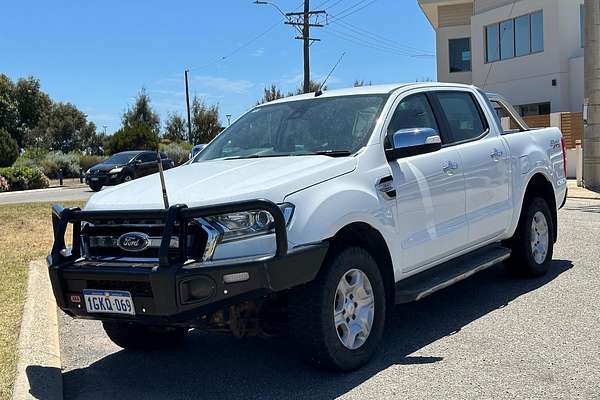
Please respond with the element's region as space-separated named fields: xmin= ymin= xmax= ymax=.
xmin=385 ymin=128 xmax=442 ymax=161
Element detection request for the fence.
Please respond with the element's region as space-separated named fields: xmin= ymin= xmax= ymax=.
xmin=560 ymin=112 xmax=584 ymax=149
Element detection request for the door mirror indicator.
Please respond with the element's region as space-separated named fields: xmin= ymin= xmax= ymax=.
xmin=385 ymin=128 xmax=442 ymax=160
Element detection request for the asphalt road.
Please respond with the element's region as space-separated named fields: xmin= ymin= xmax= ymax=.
xmin=57 ymin=199 xmax=600 ymax=400
xmin=0 ymin=186 xmax=93 ymax=205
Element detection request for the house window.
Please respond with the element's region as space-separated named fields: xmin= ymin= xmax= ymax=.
xmin=500 ymin=19 xmax=515 ymax=59
xmin=581 ymin=4 xmax=586 ymax=48
xmin=449 ymin=38 xmax=471 ymax=73
xmin=486 ymin=24 xmax=500 ymax=62
xmin=515 ymin=15 xmax=531 ymax=56
xmin=530 ymin=11 xmax=544 ymax=53
xmin=485 ymin=10 xmax=544 ymax=63
xmin=516 ymin=102 xmax=551 ymax=117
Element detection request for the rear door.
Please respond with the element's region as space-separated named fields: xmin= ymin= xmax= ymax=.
xmin=432 ymin=90 xmax=511 ymax=245
xmin=386 ymin=91 xmax=468 ymax=272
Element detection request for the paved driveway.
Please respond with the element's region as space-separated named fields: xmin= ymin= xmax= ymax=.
xmin=57 ymin=199 xmax=600 ymax=399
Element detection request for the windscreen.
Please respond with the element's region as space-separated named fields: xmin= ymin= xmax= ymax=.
xmin=106 ymin=153 xmax=135 ymax=164
xmin=194 ymin=94 xmax=387 ymax=161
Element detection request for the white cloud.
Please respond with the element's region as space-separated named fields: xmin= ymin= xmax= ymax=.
xmin=251 ymin=48 xmax=265 ymax=57
xmin=191 ymin=75 xmax=255 ymax=94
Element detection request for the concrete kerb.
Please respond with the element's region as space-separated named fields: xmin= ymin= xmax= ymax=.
xmin=12 ymin=260 xmax=62 ymax=400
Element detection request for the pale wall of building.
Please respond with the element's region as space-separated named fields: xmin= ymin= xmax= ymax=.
xmin=437 ymin=25 xmax=472 ymax=83
xmin=423 ymin=0 xmax=584 ymax=113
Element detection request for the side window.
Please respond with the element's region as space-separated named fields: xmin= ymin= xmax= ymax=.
xmin=436 ymin=92 xmax=487 ymax=143
xmin=137 ymin=152 xmax=156 ymax=163
xmin=387 ymin=94 xmax=440 ymax=137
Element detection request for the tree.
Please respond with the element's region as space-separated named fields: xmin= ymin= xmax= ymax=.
xmin=353 ymin=79 xmax=372 ymax=87
xmin=105 ymin=123 xmax=159 ymax=155
xmin=26 ymin=102 xmax=98 ymax=153
xmin=13 ymin=76 xmax=51 ymax=147
xmin=0 ymin=75 xmax=19 ymax=142
xmin=122 ymin=89 xmax=160 ymax=136
xmin=257 ymin=84 xmax=285 ymax=105
xmin=164 ymin=112 xmax=187 ymax=142
xmin=190 ymin=96 xmax=221 ymax=144
xmin=291 ymin=80 xmax=325 ymax=96
xmin=0 ymin=128 xmax=18 ymax=167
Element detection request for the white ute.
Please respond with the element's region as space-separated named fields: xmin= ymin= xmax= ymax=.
xmin=49 ymin=83 xmax=567 ymax=371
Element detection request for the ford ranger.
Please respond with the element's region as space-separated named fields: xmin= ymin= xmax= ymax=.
xmin=48 ymin=83 xmax=567 ymax=371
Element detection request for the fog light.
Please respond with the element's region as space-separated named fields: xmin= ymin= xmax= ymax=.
xmin=180 ymin=276 xmax=216 ymax=303
xmin=223 ymin=272 xmax=250 ymax=284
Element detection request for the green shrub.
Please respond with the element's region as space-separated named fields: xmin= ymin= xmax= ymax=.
xmin=0 ymin=128 xmax=19 ymax=167
xmin=40 ymin=151 xmax=80 ymax=178
xmin=0 ymin=166 xmax=49 ymax=191
xmin=159 ymin=142 xmax=190 ymax=166
xmin=79 ymin=155 xmax=106 ymax=171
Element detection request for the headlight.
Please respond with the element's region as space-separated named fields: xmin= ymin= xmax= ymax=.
xmin=109 ymin=167 xmax=123 ymax=174
xmin=206 ymin=203 xmax=294 ymax=243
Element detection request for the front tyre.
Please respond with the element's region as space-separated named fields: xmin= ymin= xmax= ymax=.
xmin=89 ymin=183 xmax=102 ymax=192
xmin=505 ymin=197 xmax=554 ymax=277
xmin=102 ymin=322 xmax=188 ymax=351
xmin=288 ymin=247 xmax=386 ymax=371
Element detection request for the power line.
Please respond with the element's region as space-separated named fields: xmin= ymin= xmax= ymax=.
xmin=324 ymin=24 xmax=432 ymax=58
xmin=187 ymin=21 xmax=281 ymax=72
xmin=322 ymin=28 xmax=427 ymax=58
xmin=330 ymin=19 xmax=434 ymax=55
xmin=327 ymin=0 xmax=378 ymax=24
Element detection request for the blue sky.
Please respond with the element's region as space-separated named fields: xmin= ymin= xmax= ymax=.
xmin=0 ymin=0 xmax=436 ymax=133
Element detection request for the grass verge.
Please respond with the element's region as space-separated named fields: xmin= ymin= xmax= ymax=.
xmin=0 ymin=201 xmax=83 ymax=400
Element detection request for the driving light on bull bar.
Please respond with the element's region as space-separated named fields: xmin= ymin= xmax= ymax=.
xmin=180 ymin=276 xmax=216 ymax=303
xmin=223 ymin=272 xmax=250 ymax=284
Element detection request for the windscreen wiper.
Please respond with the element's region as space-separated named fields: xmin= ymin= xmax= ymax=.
xmin=305 ymin=150 xmax=352 ymax=157
xmin=223 ymin=154 xmax=290 ymax=160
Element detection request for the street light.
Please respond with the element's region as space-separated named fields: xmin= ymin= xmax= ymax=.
xmin=253 ymin=0 xmax=301 ymax=34
xmin=225 ymin=114 xmax=232 ymax=126
xmin=102 ymin=125 xmax=108 ymax=135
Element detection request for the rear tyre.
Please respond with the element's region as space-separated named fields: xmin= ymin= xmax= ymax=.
xmin=89 ymin=184 xmax=102 ymax=192
xmin=288 ymin=246 xmax=386 ymax=371
xmin=505 ymin=197 xmax=554 ymax=277
xmin=102 ymin=322 xmax=188 ymax=351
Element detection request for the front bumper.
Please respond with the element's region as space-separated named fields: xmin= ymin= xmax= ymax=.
xmin=48 ymin=244 xmax=327 ymax=325
xmin=85 ymin=172 xmax=122 ymax=186
xmin=47 ymin=200 xmax=328 ymax=326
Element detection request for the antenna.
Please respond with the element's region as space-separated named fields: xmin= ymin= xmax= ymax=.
xmin=156 ymin=150 xmax=170 ymax=209
xmin=315 ymin=52 xmax=345 ymax=97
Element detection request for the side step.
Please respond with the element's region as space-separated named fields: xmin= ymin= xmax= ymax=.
xmin=395 ymin=244 xmax=511 ymax=304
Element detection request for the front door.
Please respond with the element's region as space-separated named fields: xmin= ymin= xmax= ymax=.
xmin=386 ymin=92 xmax=468 ymax=272
xmin=136 ymin=152 xmax=159 ymax=177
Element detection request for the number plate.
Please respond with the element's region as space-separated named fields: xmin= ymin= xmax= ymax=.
xmin=91 ymin=177 xmax=99 ymax=181
xmin=83 ymin=289 xmax=135 ymax=315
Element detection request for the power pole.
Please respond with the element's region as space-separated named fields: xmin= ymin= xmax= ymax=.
xmin=302 ymin=0 xmax=311 ymax=93
xmin=184 ymin=69 xmax=193 ymax=144
xmin=286 ymin=2 xmax=325 ymax=93
xmin=584 ymin=0 xmax=600 ymax=189
xmin=255 ymin=1 xmax=325 ymax=94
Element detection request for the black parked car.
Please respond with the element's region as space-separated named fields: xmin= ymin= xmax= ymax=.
xmin=86 ymin=150 xmax=175 ymax=191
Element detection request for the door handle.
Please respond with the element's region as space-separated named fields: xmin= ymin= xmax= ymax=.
xmin=490 ymin=148 xmax=504 ymax=161
xmin=442 ymin=161 xmax=459 ymax=175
